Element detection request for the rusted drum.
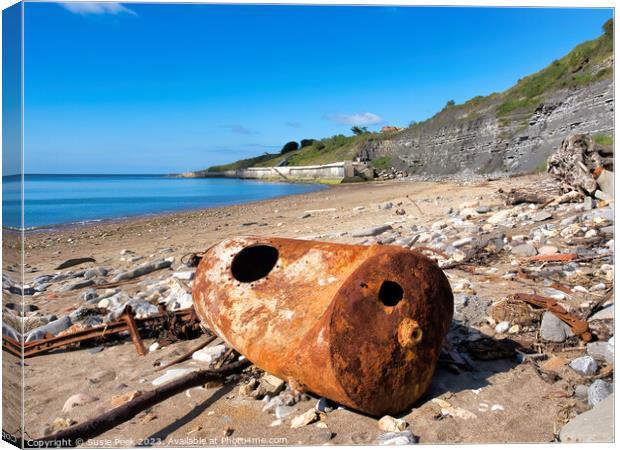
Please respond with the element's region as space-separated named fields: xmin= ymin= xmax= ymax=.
xmin=193 ymin=236 xmax=453 ymax=416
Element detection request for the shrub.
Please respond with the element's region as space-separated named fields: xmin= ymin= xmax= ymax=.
xmin=280 ymin=141 xmax=299 ymax=154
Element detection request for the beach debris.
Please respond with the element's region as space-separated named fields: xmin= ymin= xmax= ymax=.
xmin=3 ymin=307 xmax=202 ymax=358
xmin=55 ymin=257 xmax=96 ymax=270
xmin=193 ymin=236 xmax=454 ymax=416
xmin=110 ymin=390 xmax=142 ymax=408
xmin=155 ymin=335 xmax=217 ymax=372
xmin=547 ymin=133 xmax=614 ymax=197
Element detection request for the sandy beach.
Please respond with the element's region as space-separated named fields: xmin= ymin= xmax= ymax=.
xmin=3 ymin=173 xmax=614 ymax=445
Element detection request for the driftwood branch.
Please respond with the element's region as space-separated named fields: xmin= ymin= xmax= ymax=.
xmin=36 ymin=359 xmax=251 ymax=447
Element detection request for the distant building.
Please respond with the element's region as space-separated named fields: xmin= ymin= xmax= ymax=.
xmin=381 ymin=126 xmax=404 ymax=133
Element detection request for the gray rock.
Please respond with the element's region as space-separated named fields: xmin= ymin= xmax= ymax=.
xmin=540 ymin=311 xmax=575 ymax=343
xmin=476 ymin=205 xmax=491 ymax=214
xmin=173 ymin=271 xmax=195 ymax=281
xmin=351 ymin=225 xmax=392 ymax=237
xmin=453 ymin=294 xmax=492 ymax=326
xmin=111 ymin=259 xmax=172 ymax=282
xmin=582 ymin=196 xmax=594 ymax=211
xmin=452 ymin=237 xmax=473 ymax=248
xmin=589 ymin=304 xmax=614 ymax=321
xmin=588 ymin=380 xmax=613 ymax=407
xmin=574 ymin=384 xmax=589 ymax=400
xmin=532 ymin=211 xmax=552 ymax=222
xmin=80 ymin=288 xmax=99 ymax=302
xmin=583 ymin=207 xmax=614 ymax=222
xmin=378 ymin=202 xmax=393 ymax=210
xmin=376 ymin=430 xmax=419 ymax=445
xmin=586 ymin=342 xmax=609 ymax=361
xmin=596 ymin=169 xmax=614 ymax=197
xmin=605 ymin=336 xmax=614 ymax=364
xmin=84 ymin=267 xmax=108 ymax=279
xmin=560 ymin=394 xmax=613 ymax=442
xmin=594 ymin=190 xmax=613 ymax=202
xmin=561 ymin=215 xmax=580 ymax=226
xmin=569 ymin=356 xmax=598 ymax=376
xmin=2 ymin=323 xmax=20 ymax=340
xmin=25 ymin=316 xmax=72 ymax=342
xmin=511 ymin=243 xmax=537 ymax=257
xmin=60 ymin=279 xmax=95 ymax=292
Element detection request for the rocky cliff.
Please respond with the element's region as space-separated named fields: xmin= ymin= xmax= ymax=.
xmin=358 ymin=76 xmax=613 ymax=175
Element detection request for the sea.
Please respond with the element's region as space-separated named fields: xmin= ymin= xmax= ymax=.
xmin=1 ymin=174 xmax=327 ymax=230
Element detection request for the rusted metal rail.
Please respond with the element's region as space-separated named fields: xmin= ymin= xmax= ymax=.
xmin=2 ymin=307 xmax=202 ymax=359
xmin=193 ymin=236 xmax=454 ymax=416
xmin=513 ymin=293 xmax=592 ymax=341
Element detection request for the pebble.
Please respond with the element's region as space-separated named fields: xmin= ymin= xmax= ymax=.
xmin=376 ymin=430 xmax=418 ymax=445
xmin=569 ymin=356 xmax=598 ymax=376
xmin=192 ymin=344 xmax=227 ymax=364
xmin=25 ymin=316 xmax=72 ymax=342
xmin=494 ymin=321 xmax=510 ymax=334
xmin=532 ymin=211 xmax=552 ymax=222
xmin=511 ymin=243 xmax=537 ymax=257
xmin=152 ymin=368 xmax=195 ymax=386
xmin=274 ymin=406 xmax=295 ymax=419
xmin=149 ymin=342 xmax=160 ymax=353
xmin=605 ymin=337 xmax=614 ymax=364
xmin=537 ymin=245 xmax=558 ymax=255
xmin=452 ymin=237 xmax=473 ymax=248
xmin=540 ymin=312 xmax=574 ymax=343
xmin=111 ymin=259 xmax=172 ymax=283
xmin=173 ymin=271 xmax=195 ymax=281
xmin=62 ymin=393 xmax=99 ymax=413
xmin=587 ymin=379 xmax=613 ymax=407
xmin=290 ymin=409 xmax=318 ymax=428
xmin=588 ymin=304 xmax=614 ymax=321
xmin=574 ymin=384 xmax=589 ymax=400
xmin=586 ymin=342 xmax=608 ymax=361
xmin=378 ymin=415 xmax=408 ymax=432
xmin=351 ymin=225 xmax=392 ymax=237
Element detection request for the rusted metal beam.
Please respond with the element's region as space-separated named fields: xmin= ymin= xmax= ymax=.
xmin=193 ymin=236 xmax=454 ymax=416
xmin=121 ymin=305 xmax=147 ymax=356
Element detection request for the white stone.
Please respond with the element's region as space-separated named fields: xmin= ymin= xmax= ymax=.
xmin=378 ymin=415 xmax=408 ymax=432
xmin=192 ymin=344 xmax=227 ymax=364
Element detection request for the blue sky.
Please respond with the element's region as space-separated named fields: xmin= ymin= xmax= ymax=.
xmin=21 ymin=2 xmax=612 ymax=174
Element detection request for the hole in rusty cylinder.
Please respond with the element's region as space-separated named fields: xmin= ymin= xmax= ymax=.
xmin=378 ymin=280 xmax=403 ymax=307
xmin=231 ymin=245 xmax=279 ymax=283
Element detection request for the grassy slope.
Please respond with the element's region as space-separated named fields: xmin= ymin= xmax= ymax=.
xmin=204 ymin=19 xmax=612 ymax=172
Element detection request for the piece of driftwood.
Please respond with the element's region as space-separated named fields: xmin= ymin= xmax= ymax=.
xmin=55 ymin=257 xmax=96 ymax=270
xmin=547 ymin=134 xmax=612 ymax=196
xmin=36 ymin=359 xmax=251 ymax=447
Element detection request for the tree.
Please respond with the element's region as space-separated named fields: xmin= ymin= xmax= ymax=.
xmin=603 ymin=18 xmax=613 ymax=37
xmin=300 ymin=139 xmax=315 ymax=148
xmin=351 ymin=126 xmax=368 ymax=135
xmin=445 ymin=100 xmax=456 ymax=108
xmin=280 ymin=141 xmax=299 ymax=154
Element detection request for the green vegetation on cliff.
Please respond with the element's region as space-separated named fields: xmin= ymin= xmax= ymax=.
xmin=203 ymin=19 xmax=612 ymax=174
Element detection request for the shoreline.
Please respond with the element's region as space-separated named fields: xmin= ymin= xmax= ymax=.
xmin=5 ymin=178 xmax=332 ymax=234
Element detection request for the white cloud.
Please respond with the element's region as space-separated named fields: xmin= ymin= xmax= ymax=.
xmin=325 ymin=112 xmax=383 ymax=126
xmin=60 ymin=2 xmax=137 ymax=16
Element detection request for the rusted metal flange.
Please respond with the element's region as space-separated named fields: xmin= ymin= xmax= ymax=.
xmin=193 ymin=236 xmax=453 ymax=416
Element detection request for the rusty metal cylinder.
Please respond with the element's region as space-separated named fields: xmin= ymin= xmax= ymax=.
xmin=193 ymin=236 xmax=453 ymax=416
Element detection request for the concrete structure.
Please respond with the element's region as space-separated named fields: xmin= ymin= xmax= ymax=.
xmin=236 ymin=161 xmax=367 ymax=182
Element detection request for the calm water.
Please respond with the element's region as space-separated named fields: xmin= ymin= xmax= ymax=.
xmin=2 ymin=174 xmax=326 ymax=229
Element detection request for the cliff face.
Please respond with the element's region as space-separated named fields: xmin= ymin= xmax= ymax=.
xmin=358 ymin=76 xmax=613 ymax=175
